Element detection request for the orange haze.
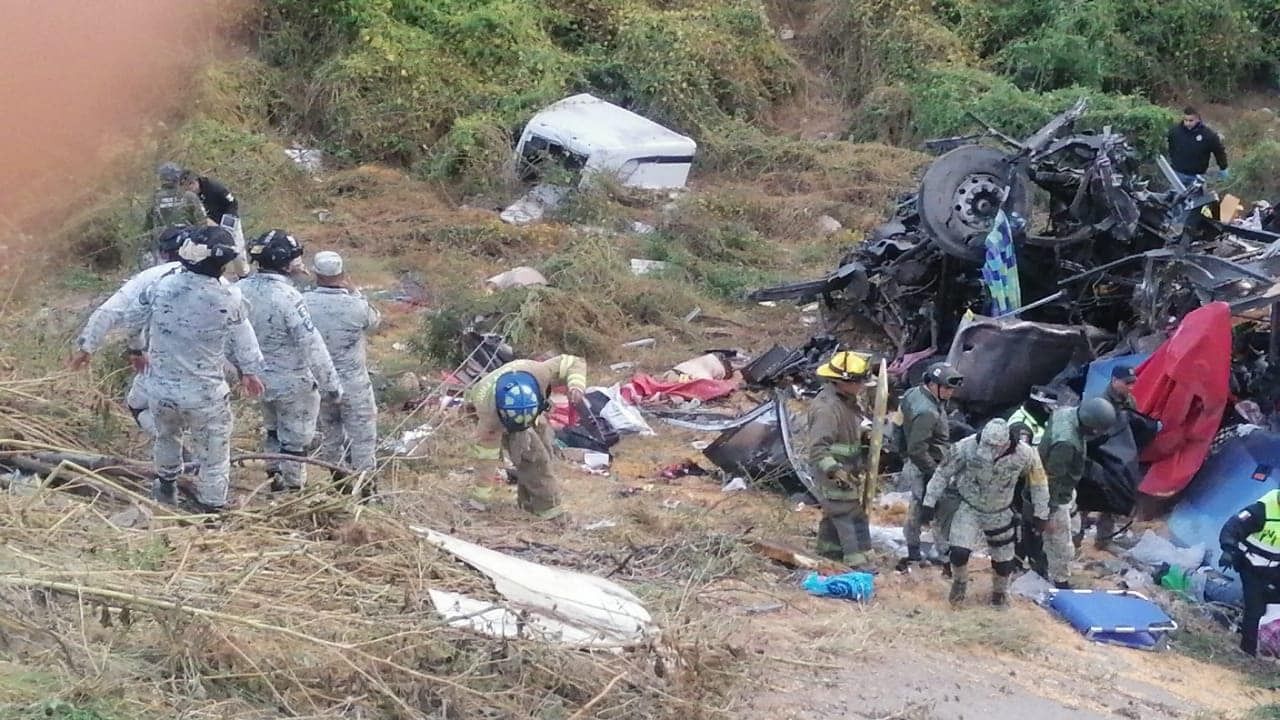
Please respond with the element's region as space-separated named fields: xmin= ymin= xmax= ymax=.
xmin=0 ymin=0 xmax=242 ymax=273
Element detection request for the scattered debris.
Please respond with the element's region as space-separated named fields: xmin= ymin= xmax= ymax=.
xmin=668 ymin=352 xmax=733 ymax=381
xmin=721 ymin=477 xmax=748 ymax=493
xmin=107 ymin=504 xmax=152 ymax=530
xmin=500 ymin=183 xmax=569 ymax=225
xmin=485 ymin=266 xmax=548 ymax=291
xmin=583 ymin=519 xmax=618 ymax=532
xmin=1125 ymin=530 xmax=1205 ymax=570
xmin=284 ymin=145 xmax=324 ymax=173
xmin=816 ymin=215 xmax=843 ymax=236
xmin=748 ymin=538 xmax=846 ymax=574
xmin=743 ymin=602 xmax=785 ymax=615
xmin=660 ymin=498 xmax=681 ymax=510
xmin=801 ymin=571 xmax=874 ymax=601
xmin=622 ymin=337 xmax=656 ymax=348
xmin=582 ymin=451 xmax=611 ymax=472
xmin=658 ymin=460 xmax=708 ymax=480
xmin=608 ymin=362 xmax=635 ymax=372
xmin=682 ymin=307 xmax=702 ymax=323
xmin=311 ymin=209 xmax=332 ymax=223
xmin=414 ymin=526 xmax=658 ymax=649
xmin=629 ymin=259 xmax=670 ymax=276
xmin=1011 ymin=570 xmax=1056 ymax=602
xmin=390 ymin=423 xmax=436 ymax=457
xmin=778 ymin=26 xmax=795 ymax=41
xmin=630 ymin=221 xmax=656 ymax=235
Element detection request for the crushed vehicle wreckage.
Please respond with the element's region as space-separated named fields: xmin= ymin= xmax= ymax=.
xmin=670 ymin=99 xmax=1280 ymax=519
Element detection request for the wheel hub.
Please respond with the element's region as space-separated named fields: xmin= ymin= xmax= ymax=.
xmin=952 ymin=173 xmax=1003 ymax=232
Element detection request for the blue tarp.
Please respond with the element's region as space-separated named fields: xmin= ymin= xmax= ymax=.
xmin=1082 ymin=353 xmax=1150 ymax=400
xmin=1169 ymin=430 xmax=1280 ymax=567
xmin=1048 ymin=589 xmax=1176 ymax=650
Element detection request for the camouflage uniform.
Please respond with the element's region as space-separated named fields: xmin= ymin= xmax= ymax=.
xmin=238 ymin=273 xmax=341 ymax=490
xmin=147 ymin=185 xmax=205 ymax=239
xmin=121 ymin=269 xmax=265 ymax=508
xmin=900 ymin=385 xmax=954 ymax=556
xmin=1039 ymin=407 xmax=1087 ymax=585
xmin=927 ymin=433 xmax=1050 ymax=603
xmin=807 ymin=384 xmax=872 ymax=565
xmin=466 ymin=356 xmax=587 ymax=518
xmin=303 ymin=286 xmax=381 ymax=473
xmin=75 ymin=261 xmax=182 ymax=437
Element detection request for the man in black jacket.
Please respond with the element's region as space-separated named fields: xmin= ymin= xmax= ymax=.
xmin=181 ymin=169 xmax=239 ymax=224
xmin=1167 ymin=107 xmax=1229 ymax=188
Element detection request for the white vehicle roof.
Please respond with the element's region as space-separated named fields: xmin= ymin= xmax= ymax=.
xmin=523 ymin=93 xmax=697 ymax=157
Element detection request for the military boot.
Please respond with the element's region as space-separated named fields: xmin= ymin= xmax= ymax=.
xmin=991 ymin=574 xmax=1011 ymax=609
xmin=949 ymin=564 xmax=969 ymax=608
xmin=895 ymin=544 xmax=924 ymax=573
xmin=152 ymin=476 xmax=177 ymax=506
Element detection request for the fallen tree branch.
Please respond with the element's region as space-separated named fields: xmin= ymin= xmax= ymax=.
xmin=231 ymin=452 xmax=361 ymax=477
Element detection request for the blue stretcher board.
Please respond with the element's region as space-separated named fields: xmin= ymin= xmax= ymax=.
xmin=1047 ymin=589 xmax=1177 ymax=650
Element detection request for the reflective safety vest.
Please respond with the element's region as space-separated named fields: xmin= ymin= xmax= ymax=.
xmin=1244 ymin=489 xmax=1280 ymax=566
xmin=1006 ymin=405 xmax=1046 ymax=446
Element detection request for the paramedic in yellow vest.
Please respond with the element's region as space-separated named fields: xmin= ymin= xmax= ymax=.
xmin=808 ymin=351 xmax=877 ymax=569
xmin=1220 ymin=488 xmax=1280 ymax=656
xmin=465 ymin=355 xmax=587 ymax=519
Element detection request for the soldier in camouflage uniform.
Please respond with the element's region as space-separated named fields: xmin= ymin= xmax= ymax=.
xmin=466 ymin=355 xmax=588 ymax=518
xmin=303 ymin=251 xmax=381 ymax=491
xmin=924 ymin=418 xmax=1050 ymax=607
xmin=148 ymin=163 xmax=209 ymax=241
xmin=898 ymin=362 xmax=964 ymax=571
xmin=1039 ymin=398 xmax=1116 ymax=588
xmin=118 ymin=227 xmax=266 ymax=511
xmin=808 ymin=351 xmax=877 ymax=569
xmin=239 ymin=230 xmax=342 ymax=492
xmin=69 ymin=225 xmax=192 ymax=437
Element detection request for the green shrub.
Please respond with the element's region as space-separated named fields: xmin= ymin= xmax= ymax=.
xmin=905 ymin=65 xmax=1177 ymax=155
xmin=805 ymin=0 xmax=973 ymax=105
xmin=1230 ymin=140 xmax=1280 ymax=203
xmin=608 ymin=3 xmax=797 ymax=132
xmin=956 ymin=0 xmax=1269 ymax=99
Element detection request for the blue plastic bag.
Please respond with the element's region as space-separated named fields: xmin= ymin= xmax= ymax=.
xmin=801 ymin=571 xmax=874 ymax=601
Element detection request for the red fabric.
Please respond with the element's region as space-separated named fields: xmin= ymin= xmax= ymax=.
xmin=1134 ymin=302 xmax=1232 ymax=497
xmin=619 ymin=373 xmax=739 ymax=405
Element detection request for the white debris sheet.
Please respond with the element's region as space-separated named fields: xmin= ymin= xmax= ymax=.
xmin=414 ymin=527 xmax=657 ymax=649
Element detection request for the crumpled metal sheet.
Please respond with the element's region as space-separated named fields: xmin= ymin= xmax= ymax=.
xmin=946 ymin=315 xmax=1094 ymax=411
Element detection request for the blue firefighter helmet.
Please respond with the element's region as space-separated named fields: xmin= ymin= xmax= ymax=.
xmin=495 ymin=371 xmax=545 ymax=432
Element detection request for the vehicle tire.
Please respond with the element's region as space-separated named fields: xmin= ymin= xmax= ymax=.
xmin=918 ymin=145 xmax=1032 ymax=263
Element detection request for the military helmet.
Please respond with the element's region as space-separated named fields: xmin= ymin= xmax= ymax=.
xmin=248 ymin=229 xmax=304 ymax=272
xmin=816 ymin=350 xmax=876 ymax=384
xmin=177 ymin=226 xmax=239 ymax=278
xmin=495 ymin=371 xmax=545 ymax=432
xmin=924 ymin=361 xmax=964 ymax=389
xmin=157 ymin=161 xmax=183 ymax=185
xmin=1077 ymin=397 xmax=1118 ymax=433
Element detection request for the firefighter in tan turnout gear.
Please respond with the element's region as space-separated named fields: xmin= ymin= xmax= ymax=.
xmin=808 ymin=351 xmax=877 ymax=569
xmin=466 ymin=355 xmax=588 ymax=519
